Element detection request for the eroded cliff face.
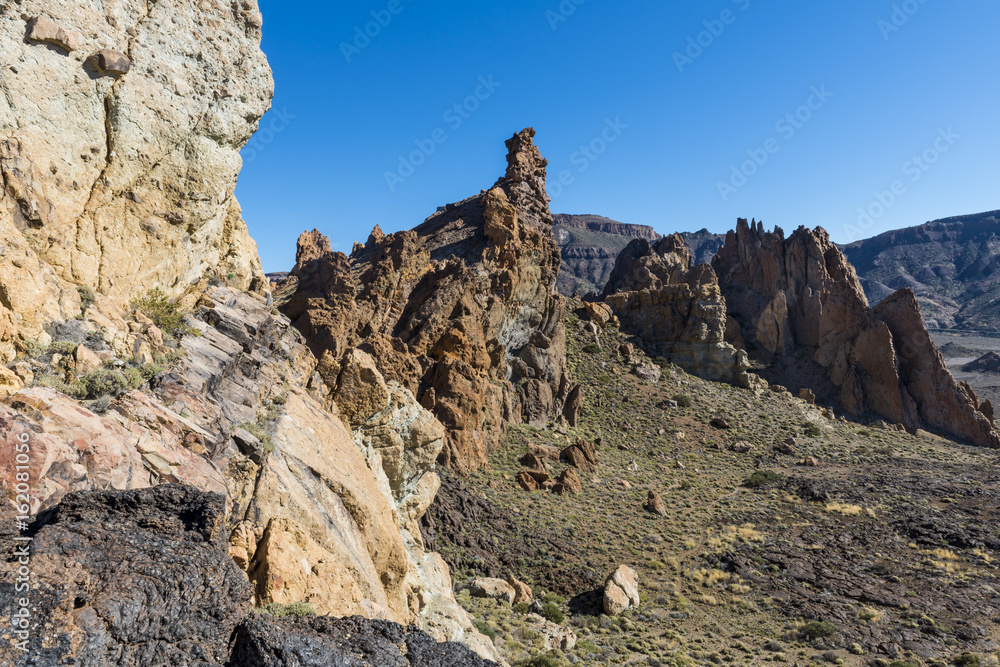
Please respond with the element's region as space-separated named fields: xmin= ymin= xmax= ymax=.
xmin=0 ymin=1 xmax=271 ymax=361
xmin=712 ymin=219 xmax=999 ymax=448
xmin=601 ymin=234 xmax=755 ymax=388
xmin=284 ymin=129 xmax=572 ymax=474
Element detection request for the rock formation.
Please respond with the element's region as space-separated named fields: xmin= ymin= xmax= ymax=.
xmin=0 ymin=486 xmax=498 ymax=666
xmin=283 ymin=129 xmax=573 ymax=473
xmin=712 ymin=219 xmax=999 ymax=448
xmin=601 ymin=234 xmax=755 ymax=388
xmin=553 ymin=214 xmax=660 ymax=296
xmin=0 ymin=1 xmax=271 ymax=362
xmin=0 ymin=286 xmax=501 ymax=661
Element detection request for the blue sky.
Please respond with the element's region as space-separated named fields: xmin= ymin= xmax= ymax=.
xmin=238 ymin=0 xmax=1000 ymax=273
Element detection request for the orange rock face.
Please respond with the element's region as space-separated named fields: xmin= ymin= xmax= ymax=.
xmin=713 ymin=219 xmax=999 ymax=449
xmin=283 ymin=129 xmax=572 ymax=473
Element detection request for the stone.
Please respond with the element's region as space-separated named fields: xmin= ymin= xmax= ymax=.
xmin=92 ymin=48 xmax=132 ymax=75
xmin=519 ymin=451 xmax=549 ymax=471
xmin=799 ymin=388 xmax=817 ymax=404
xmin=0 ymin=486 xmax=250 ymax=666
xmin=284 ymin=129 xmax=568 ymax=474
xmin=507 ymin=575 xmax=533 ymax=604
xmin=561 ymin=438 xmax=599 ymax=472
xmin=525 ymin=613 xmax=577 ymax=651
xmin=517 ymin=470 xmax=540 ymax=492
xmin=603 ymin=565 xmax=640 ymax=615
xmin=632 ymin=363 xmax=662 ymax=384
xmin=230 ymin=614 xmax=500 ymax=667
xmin=582 ymin=301 xmax=615 ymax=326
xmin=334 ymin=348 xmax=391 ymax=427
xmin=563 ymin=383 xmax=584 ymax=427
xmin=553 ymin=468 xmax=582 ymax=495
xmin=26 ymin=16 xmax=81 ymax=52
xmin=645 ymin=490 xmax=668 ymax=516
xmin=74 ymin=343 xmax=103 ymax=375
xmin=0 ymin=366 xmax=23 ymax=398
xmin=776 ymin=438 xmax=796 ymax=455
xmin=798 ymin=457 xmax=820 ymax=467
xmin=710 ymin=416 xmax=731 ymax=430
xmin=469 ymin=577 xmax=516 ymax=605
xmin=730 ymin=441 xmax=753 ymax=454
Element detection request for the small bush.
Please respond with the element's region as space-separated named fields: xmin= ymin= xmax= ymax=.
xmin=539 ymin=602 xmax=565 ymax=624
xmin=77 ymin=369 xmax=134 ymax=399
xmin=514 ymin=655 xmax=560 ymax=667
xmin=473 ymin=619 xmax=497 ymax=641
xmin=255 ymin=601 xmax=316 ymax=618
xmin=804 ymin=423 xmax=822 ymax=438
xmin=652 ymin=356 xmax=671 ymax=370
xmin=674 ymin=394 xmax=693 ymax=408
xmin=130 ymin=288 xmax=194 ymax=339
xmin=887 ymin=662 xmax=920 ymax=667
xmin=513 ymin=602 xmax=531 ymax=614
xmin=575 ymin=639 xmax=599 ymax=656
xmin=582 ymin=343 xmax=601 ymax=355
xmin=744 ymin=470 xmax=784 ymax=488
xmin=955 ymin=655 xmax=981 ymax=667
xmin=799 ymin=620 xmax=838 ymax=640
xmin=77 ymin=286 xmax=96 ymax=312
xmin=48 ymin=341 xmax=79 ymax=356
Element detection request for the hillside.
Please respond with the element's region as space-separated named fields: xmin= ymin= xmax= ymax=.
xmin=843 ymin=210 xmax=1000 ymax=330
xmin=553 ymin=214 xmax=660 ymax=296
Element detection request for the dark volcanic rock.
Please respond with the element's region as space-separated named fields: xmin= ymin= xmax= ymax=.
xmin=0 ymin=486 xmax=250 ymax=666
xmin=963 ymin=351 xmax=1000 ymax=374
xmin=553 ymin=214 xmax=660 ymax=296
xmin=283 ymin=129 xmax=568 ymax=473
xmin=231 ymin=614 xmax=498 ymax=667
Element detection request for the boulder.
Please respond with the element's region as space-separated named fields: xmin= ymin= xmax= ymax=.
xmin=632 ymin=363 xmax=662 ymax=384
xmin=553 ymin=468 xmax=582 ymax=496
xmin=603 ymin=565 xmax=640 ymax=615
xmin=582 ymin=301 xmax=615 ymax=326
xmin=469 ymin=577 xmax=516 ymax=605
xmin=519 ymin=451 xmax=549 ymax=471
xmin=506 ymin=575 xmax=533 ymax=604
xmin=26 ymin=16 xmax=81 ymax=51
xmin=730 ymin=441 xmax=753 ymax=454
xmin=92 ymin=48 xmax=131 ymax=75
xmin=563 ymin=383 xmax=584 ymax=427
xmin=74 ymin=343 xmax=103 ymax=375
xmin=561 ymin=438 xmax=598 ymax=472
xmin=645 ymin=490 xmax=668 ymax=516
xmin=524 ymin=613 xmax=577 ymax=651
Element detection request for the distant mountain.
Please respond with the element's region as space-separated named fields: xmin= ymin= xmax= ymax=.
xmin=842 ymin=210 xmax=1000 ymax=330
xmin=553 ymin=214 xmax=660 ymax=296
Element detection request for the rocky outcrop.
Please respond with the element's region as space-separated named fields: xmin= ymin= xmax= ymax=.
xmin=0 ymin=285 xmax=500 ymax=660
xmin=0 ymin=1 xmax=272 ymax=362
xmin=231 ymin=614 xmax=499 ymax=667
xmin=713 ymin=219 xmax=999 ymax=448
xmin=0 ymin=486 xmax=250 ymax=666
xmin=283 ymin=129 xmax=569 ymax=474
xmin=603 ymin=565 xmax=640 ymax=616
xmin=553 ymin=213 xmax=660 ymax=296
xmin=601 ymin=234 xmax=755 ymax=388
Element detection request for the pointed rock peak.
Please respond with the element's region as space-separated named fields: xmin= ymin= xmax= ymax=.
xmin=367 ymin=225 xmax=385 ymax=246
xmin=501 ymin=127 xmax=548 ymax=186
xmin=292 ymin=229 xmax=334 ymax=275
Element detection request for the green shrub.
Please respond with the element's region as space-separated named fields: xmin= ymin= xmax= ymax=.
xmin=48 ymin=341 xmax=79 ymax=356
xmin=473 ymin=619 xmax=497 ymax=641
xmin=744 ymin=470 xmax=784 ymax=488
xmin=130 ymin=288 xmax=194 ymax=339
xmin=582 ymin=343 xmax=601 ymax=355
xmin=235 ymin=421 xmax=274 ymax=455
xmin=539 ymin=602 xmax=565 ymax=624
xmin=254 ymin=601 xmax=316 ymax=618
xmin=77 ymin=369 xmax=135 ymax=399
xmin=653 ymin=356 xmax=671 ymax=370
xmin=575 ymin=639 xmax=599 ymax=655
xmin=799 ymin=620 xmax=838 ymax=640
xmin=805 ymin=423 xmax=822 ymax=438
xmin=77 ymin=285 xmax=96 ymax=312
xmin=954 ymin=655 xmax=981 ymax=667
xmin=674 ymin=394 xmax=693 ymax=408
xmin=514 ymin=655 xmax=560 ymax=667
xmin=513 ymin=602 xmax=531 ymax=614
xmin=542 ymin=593 xmax=565 ymax=605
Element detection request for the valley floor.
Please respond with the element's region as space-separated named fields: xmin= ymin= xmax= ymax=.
xmin=425 ymin=311 xmax=1000 ymax=667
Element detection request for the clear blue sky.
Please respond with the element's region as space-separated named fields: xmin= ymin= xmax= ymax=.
xmin=237 ymin=0 xmax=1000 ymax=273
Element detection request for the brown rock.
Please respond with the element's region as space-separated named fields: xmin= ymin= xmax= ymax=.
xmin=92 ymin=49 xmax=131 ymax=75
xmin=645 ymin=490 xmax=668 ymax=516
xmin=563 ymin=383 xmax=584 ymax=427
xmin=74 ymin=344 xmax=103 ymax=375
xmin=519 ymin=451 xmax=549 ymax=471
xmin=603 ymin=234 xmax=757 ymax=388
xmin=333 ymin=348 xmax=390 ymax=427
xmin=517 ymin=471 xmax=540 ymax=492
xmin=0 ymin=366 xmax=24 ymax=398
xmin=775 ymin=438 xmax=796 ymax=455
xmin=283 ymin=130 xmax=568 ymax=473
xmin=713 ymin=219 xmax=1000 ymax=449
xmin=506 ymin=575 xmax=533 ymax=604
xmin=553 ymin=468 xmax=582 ymax=495
xmin=710 ymin=416 xmax=731 ymax=430
xmin=561 ymin=438 xmax=598 ymax=472
xmin=469 ymin=577 xmax=516 ymax=605
xmin=798 ymin=388 xmax=816 ymax=404
xmin=26 ymin=16 xmax=81 ymax=52
xmin=798 ymin=456 xmax=819 ymax=467
xmin=582 ymin=301 xmax=615 ymax=326
xmin=730 ymin=441 xmax=753 ymax=454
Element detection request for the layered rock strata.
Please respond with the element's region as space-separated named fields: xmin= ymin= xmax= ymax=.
xmin=601 ymin=234 xmax=755 ymax=388
xmin=712 ymin=219 xmax=999 ymax=448
xmin=284 ymin=129 xmax=573 ymax=473
xmin=0 ymin=1 xmax=271 ymax=362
